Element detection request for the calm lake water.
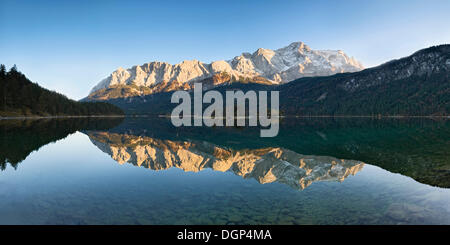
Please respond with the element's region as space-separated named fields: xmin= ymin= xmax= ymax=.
xmin=0 ymin=117 xmax=449 ymax=224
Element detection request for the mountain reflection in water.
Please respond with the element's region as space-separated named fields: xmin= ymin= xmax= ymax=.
xmin=86 ymin=131 xmax=364 ymax=190
xmin=1 ymin=117 xmax=449 ymax=188
xmin=1 ymin=117 xmax=450 ymax=224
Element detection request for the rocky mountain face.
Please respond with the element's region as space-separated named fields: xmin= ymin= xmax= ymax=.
xmin=86 ymin=42 xmax=363 ymax=100
xmin=85 ymin=131 xmax=364 ymax=190
xmin=278 ymin=44 xmax=450 ymax=115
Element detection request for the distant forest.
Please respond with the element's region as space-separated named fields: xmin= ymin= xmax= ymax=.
xmin=0 ymin=64 xmax=123 ymax=117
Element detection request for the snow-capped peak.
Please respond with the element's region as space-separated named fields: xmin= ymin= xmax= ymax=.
xmin=89 ymin=41 xmax=364 ymax=95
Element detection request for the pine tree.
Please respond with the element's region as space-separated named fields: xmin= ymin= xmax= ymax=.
xmin=0 ymin=64 xmax=6 ymax=77
xmin=0 ymin=64 xmax=6 ymax=112
xmin=10 ymin=64 xmax=18 ymax=73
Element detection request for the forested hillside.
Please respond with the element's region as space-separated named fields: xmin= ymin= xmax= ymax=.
xmin=0 ymin=64 xmax=123 ymax=117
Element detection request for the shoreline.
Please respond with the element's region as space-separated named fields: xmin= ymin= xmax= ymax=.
xmin=157 ymin=115 xmax=449 ymax=119
xmin=1 ymin=114 xmax=448 ymax=120
xmin=0 ymin=115 xmax=125 ymax=120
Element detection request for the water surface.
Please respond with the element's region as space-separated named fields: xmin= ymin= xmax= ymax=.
xmin=0 ymin=117 xmax=449 ymax=224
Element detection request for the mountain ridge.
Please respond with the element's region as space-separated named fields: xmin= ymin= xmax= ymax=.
xmin=86 ymin=44 xmax=450 ymax=116
xmin=278 ymin=44 xmax=450 ymax=116
xmin=86 ymin=41 xmax=363 ymax=100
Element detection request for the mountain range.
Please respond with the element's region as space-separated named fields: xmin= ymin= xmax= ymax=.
xmin=2 ymin=42 xmax=448 ymax=117
xmin=84 ymin=44 xmax=449 ymax=116
xmin=86 ymin=42 xmax=363 ymax=100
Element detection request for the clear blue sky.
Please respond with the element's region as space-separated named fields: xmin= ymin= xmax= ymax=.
xmin=1 ymin=0 xmax=449 ymax=100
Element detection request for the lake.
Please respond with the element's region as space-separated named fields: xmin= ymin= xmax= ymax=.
xmin=0 ymin=117 xmax=449 ymax=224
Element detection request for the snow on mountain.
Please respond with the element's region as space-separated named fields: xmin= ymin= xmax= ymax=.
xmin=89 ymin=41 xmax=363 ymax=95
